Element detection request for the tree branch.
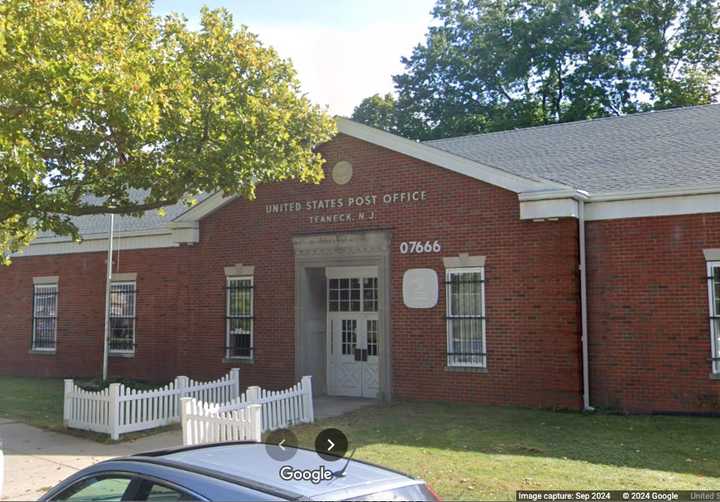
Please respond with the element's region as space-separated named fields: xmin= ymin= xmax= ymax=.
xmin=65 ymin=199 xmax=179 ymax=216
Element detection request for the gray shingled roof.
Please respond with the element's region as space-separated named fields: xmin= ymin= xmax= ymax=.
xmin=37 ymin=190 xmax=208 ymax=239
xmin=426 ymin=103 xmax=720 ymax=193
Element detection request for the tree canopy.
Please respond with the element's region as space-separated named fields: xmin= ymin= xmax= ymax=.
xmin=0 ymin=0 xmax=335 ymax=262
xmin=352 ymin=0 xmax=720 ymax=140
xmin=351 ymin=93 xmax=400 ymax=134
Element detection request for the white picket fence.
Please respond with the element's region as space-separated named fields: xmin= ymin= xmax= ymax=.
xmin=181 ymin=399 xmax=262 ymax=445
xmin=181 ymin=376 xmax=314 ymax=446
xmin=64 ymin=369 xmax=240 ymax=440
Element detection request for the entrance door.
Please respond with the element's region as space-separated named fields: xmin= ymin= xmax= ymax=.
xmin=326 ymin=267 xmax=380 ymax=398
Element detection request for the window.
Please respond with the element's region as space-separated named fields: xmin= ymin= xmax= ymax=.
xmin=32 ymin=283 xmax=58 ymax=351
xmin=109 ymin=282 xmax=136 ymax=353
xmin=226 ymin=276 xmax=253 ymax=359
xmin=445 ymin=267 xmax=486 ymax=368
xmin=329 ymin=277 xmax=378 ymax=313
xmin=341 ymin=319 xmax=357 ymax=355
xmin=57 ymin=475 xmax=133 ymax=501
xmin=708 ymin=262 xmax=720 ymax=374
xmin=137 ymin=481 xmax=190 ymax=501
xmin=367 ymin=319 xmax=378 ymax=356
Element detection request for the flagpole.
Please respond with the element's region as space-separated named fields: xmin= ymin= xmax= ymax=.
xmin=102 ymin=213 xmax=114 ymax=382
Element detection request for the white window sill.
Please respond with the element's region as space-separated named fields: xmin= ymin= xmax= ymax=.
xmin=710 ymin=373 xmax=720 ymax=380
xmin=109 ymin=351 xmax=135 ymax=358
xmin=29 ymin=349 xmax=56 ymax=356
xmin=445 ymin=365 xmax=488 ymax=374
xmin=223 ymin=357 xmax=254 ymax=364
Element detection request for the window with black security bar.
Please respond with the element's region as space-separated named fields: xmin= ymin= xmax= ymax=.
xmin=226 ymin=277 xmax=254 ymax=359
xmin=445 ymin=268 xmax=486 ymax=368
xmin=32 ymin=284 xmax=58 ymax=351
xmin=708 ymin=263 xmax=720 ymax=374
xmin=109 ymin=282 xmax=136 ymax=353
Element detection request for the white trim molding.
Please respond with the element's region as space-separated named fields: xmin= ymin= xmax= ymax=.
xmin=111 ymin=273 xmax=137 ymax=282
xmin=224 ymin=264 xmax=255 ymax=277
xmin=33 ymin=276 xmax=59 ymax=285
xmin=584 ymin=191 xmax=720 ymax=221
xmin=174 ymin=191 xmax=236 ymax=224
xmin=705 ymin=250 xmax=720 ymax=262
xmin=520 ymin=198 xmax=580 ymax=220
xmin=443 ymin=253 xmax=486 ymax=269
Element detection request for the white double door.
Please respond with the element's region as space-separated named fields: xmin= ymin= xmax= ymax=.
xmin=326 ymin=267 xmax=380 ymax=399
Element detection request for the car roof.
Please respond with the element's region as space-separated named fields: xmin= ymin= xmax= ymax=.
xmin=126 ymin=442 xmax=420 ymax=499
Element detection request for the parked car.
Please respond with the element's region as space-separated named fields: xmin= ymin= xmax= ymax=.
xmin=40 ymin=442 xmax=441 ymax=501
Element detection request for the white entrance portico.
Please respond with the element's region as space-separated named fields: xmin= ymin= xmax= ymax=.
xmin=293 ymin=231 xmax=392 ymax=401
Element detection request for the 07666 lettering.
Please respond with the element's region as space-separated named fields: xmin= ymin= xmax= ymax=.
xmin=399 ymin=240 xmax=442 ymax=254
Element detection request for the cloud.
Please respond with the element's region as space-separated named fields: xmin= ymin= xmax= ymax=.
xmin=250 ymin=22 xmax=427 ymax=116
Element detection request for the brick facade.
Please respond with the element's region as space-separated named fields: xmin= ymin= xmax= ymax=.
xmin=0 ymin=133 xmax=717 ymax=413
xmin=587 ymin=214 xmax=720 ymax=413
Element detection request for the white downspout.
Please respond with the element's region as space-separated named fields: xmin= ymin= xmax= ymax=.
xmin=578 ymin=198 xmax=594 ymax=411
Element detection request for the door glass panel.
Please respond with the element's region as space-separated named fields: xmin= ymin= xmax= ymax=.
xmin=351 ymin=278 xmax=361 ymax=311
xmin=329 ymin=278 xmax=362 ymax=312
xmin=329 ymin=279 xmax=339 ymax=312
xmin=363 ymin=277 xmax=378 ymax=312
xmin=367 ymin=319 xmax=378 ymax=356
xmin=341 ymin=319 xmax=357 ymax=355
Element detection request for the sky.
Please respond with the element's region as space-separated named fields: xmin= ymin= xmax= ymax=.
xmin=152 ymin=0 xmax=437 ymax=116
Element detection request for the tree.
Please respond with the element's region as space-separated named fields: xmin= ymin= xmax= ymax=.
xmin=353 ymin=0 xmax=720 ymax=140
xmin=351 ymin=93 xmax=400 ymax=134
xmin=0 ymin=1 xmax=335 ymax=263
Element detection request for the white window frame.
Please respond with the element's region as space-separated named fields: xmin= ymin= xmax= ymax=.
xmin=32 ymin=283 xmax=58 ymax=352
xmin=226 ymin=276 xmax=254 ymax=360
xmin=109 ymin=281 xmax=137 ymax=355
xmin=707 ymin=262 xmax=720 ymax=374
xmin=445 ymin=267 xmax=487 ymax=368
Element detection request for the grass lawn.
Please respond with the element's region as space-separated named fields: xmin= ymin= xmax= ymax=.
xmin=0 ymin=375 xmax=177 ymax=442
xmin=0 ymin=376 xmax=65 ymax=430
xmin=291 ymin=401 xmax=720 ymax=501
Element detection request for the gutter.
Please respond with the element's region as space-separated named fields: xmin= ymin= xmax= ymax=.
xmin=577 ymin=196 xmax=594 ymax=411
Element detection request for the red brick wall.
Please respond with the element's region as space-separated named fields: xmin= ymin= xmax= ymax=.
xmin=178 ymin=133 xmax=583 ymax=408
xmin=0 ymin=133 xmax=583 ymax=409
xmin=0 ymin=247 xmax=192 ymax=381
xmin=587 ymin=214 xmax=720 ymax=413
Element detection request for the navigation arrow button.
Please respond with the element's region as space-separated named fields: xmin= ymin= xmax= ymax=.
xmin=315 ymin=428 xmax=348 ymax=461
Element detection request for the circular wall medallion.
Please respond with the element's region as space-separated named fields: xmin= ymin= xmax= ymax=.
xmin=331 ymin=160 xmax=353 ymax=185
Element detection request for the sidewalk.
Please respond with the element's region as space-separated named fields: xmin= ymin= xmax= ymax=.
xmin=0 ymin=418 xmax=181 ymax=501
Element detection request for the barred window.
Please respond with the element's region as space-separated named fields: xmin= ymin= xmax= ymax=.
xmin=109 ymin=281 xmax=136 ymax=353
xmin=446 ymin=267 xmax=486 ymax=368
xmin=708 ymin=263 xmax=720 ymax=374
xmin=226 ymin=277 xmax=253 ymax=359
xmin=32 ymin=284 xmax=58 ymax=351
